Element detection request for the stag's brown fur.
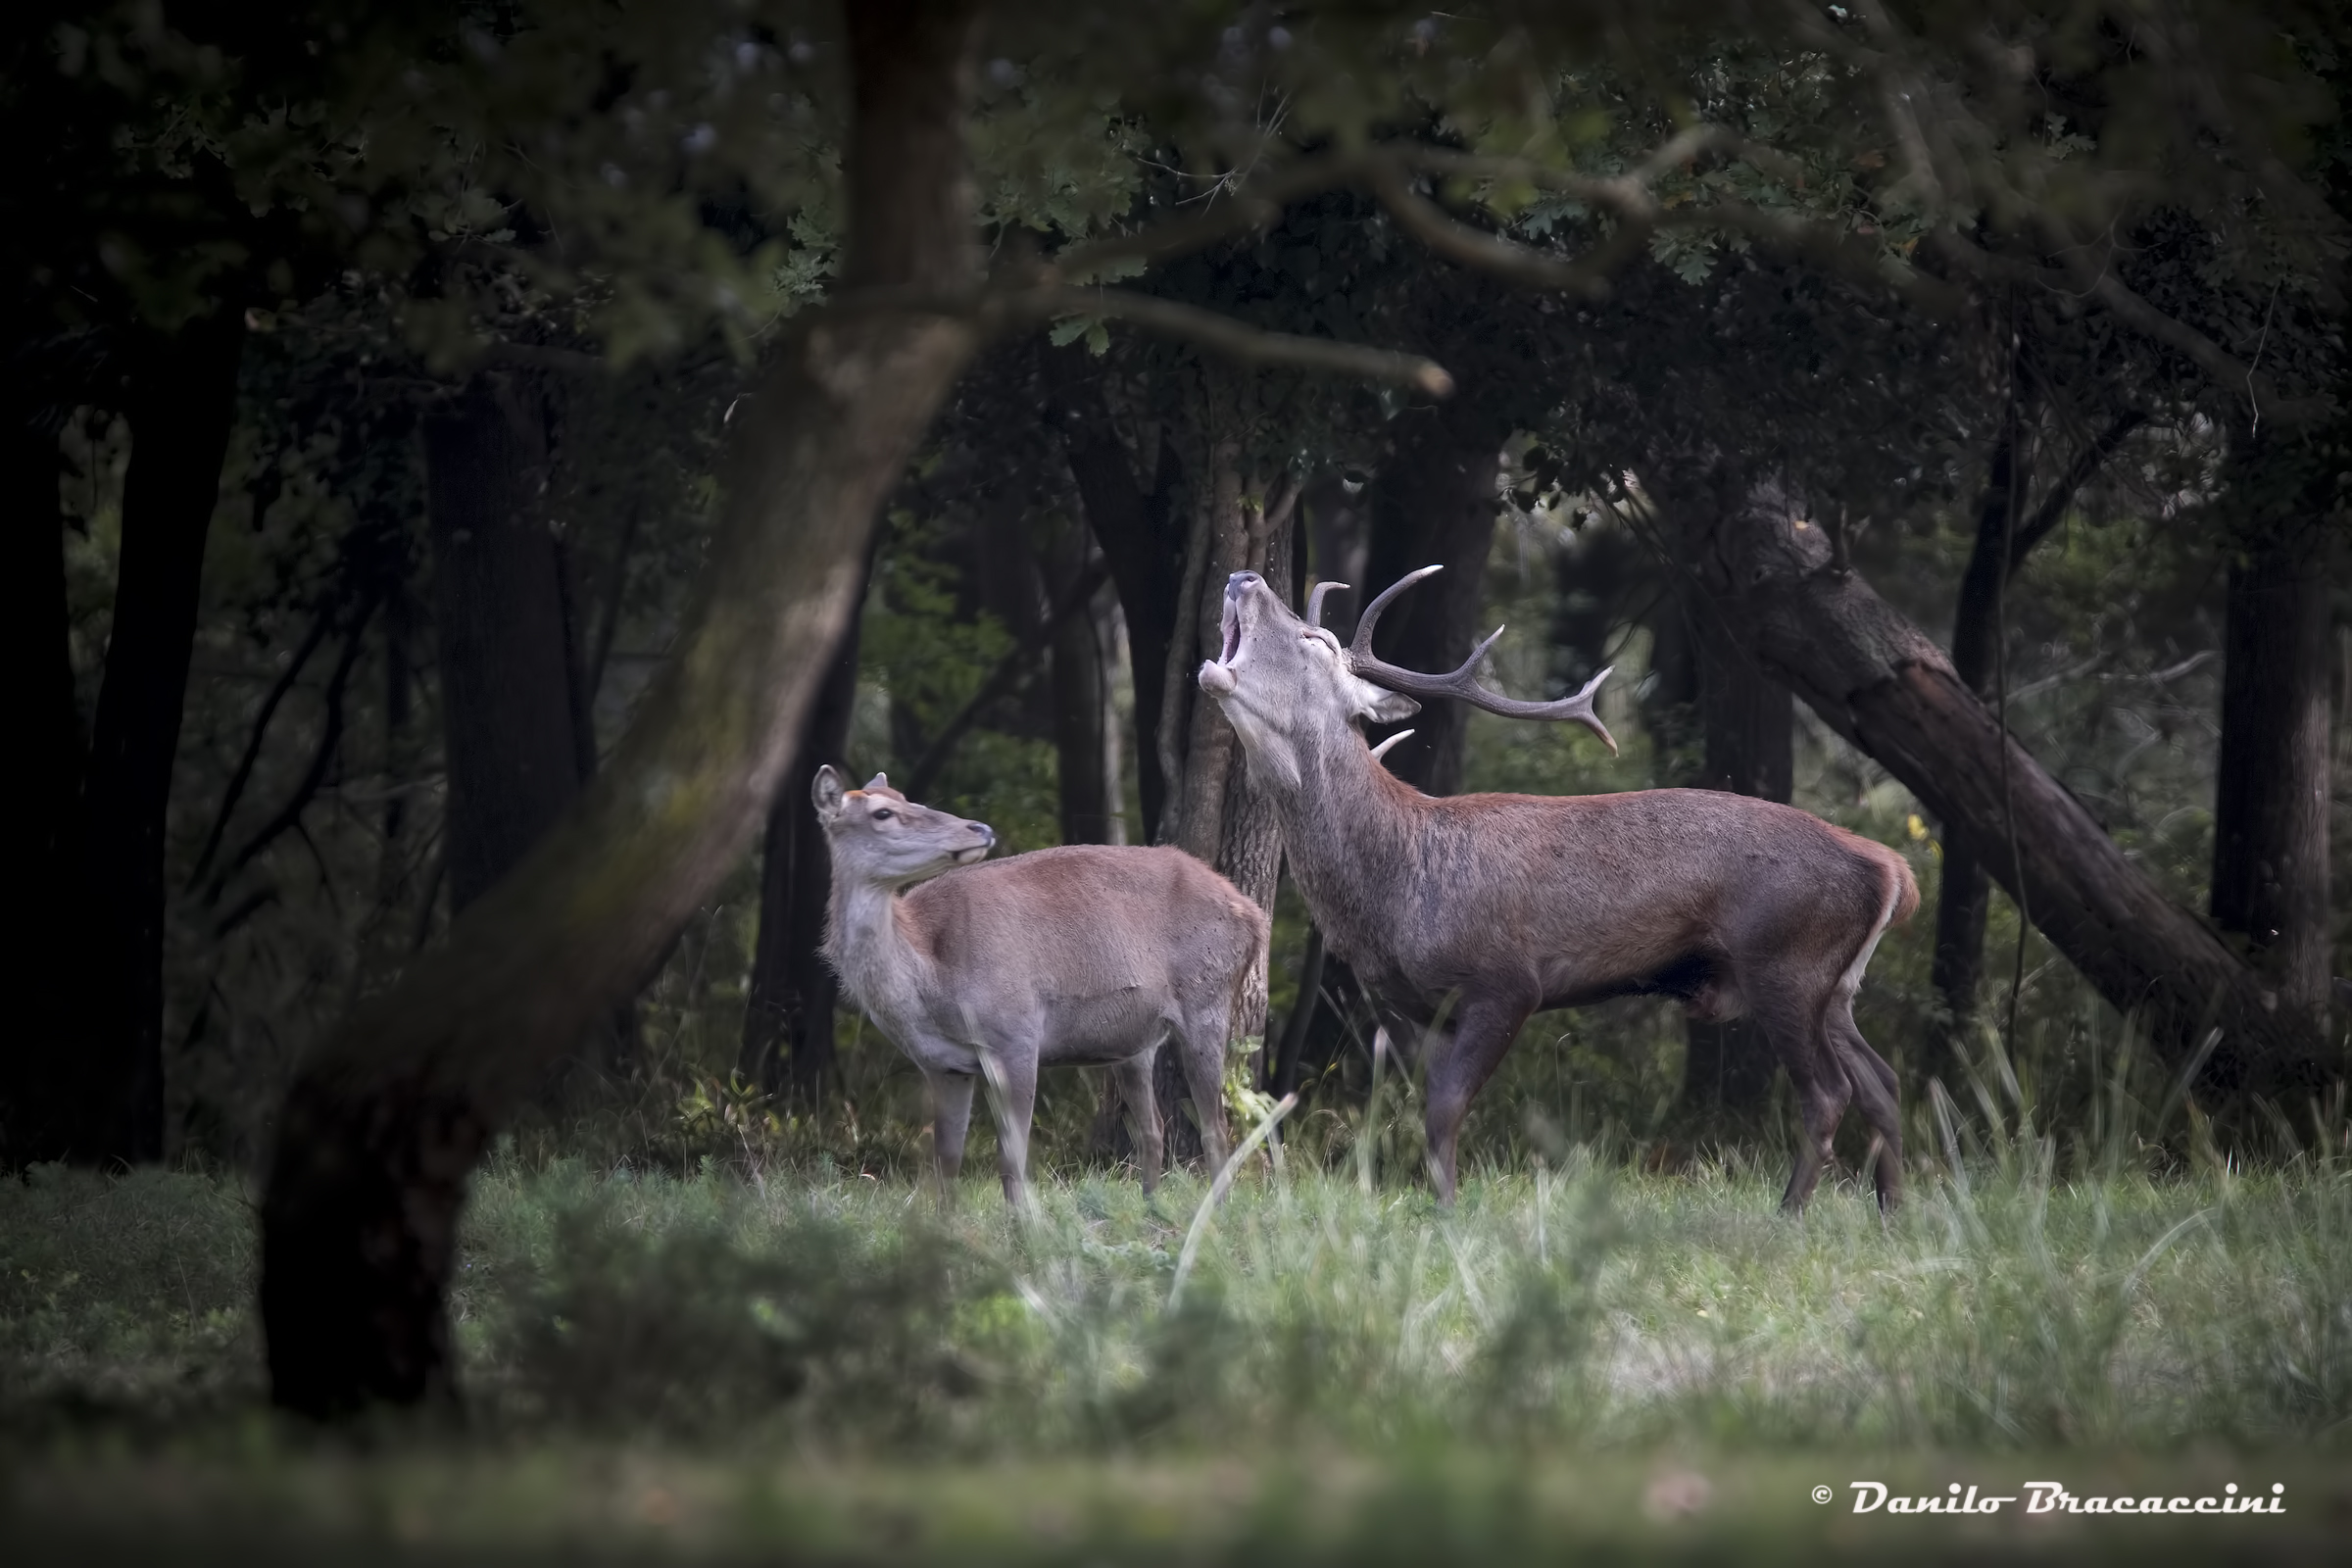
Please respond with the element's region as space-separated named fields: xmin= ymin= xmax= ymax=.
xmin=814 ymin=768 xmax=1263 ymax=1202
xmin=1200 ymin=571 xmax=1917 ymax=1210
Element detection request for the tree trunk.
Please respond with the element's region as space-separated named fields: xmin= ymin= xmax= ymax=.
xmin=1681 ymin=547 xmax=1793 ymax=1113
xmin=1929 ymin=418 xmax=2023 ymax=1081
xmin=1684 ymin=466 xmax=2328 ymax=1096
xmin=739 ymin=571 xmax=867 ymax=1099
xmin=0 ymin=401 xmax=85 ymax=1165
xmin=1088 ymin=372 xmax=1297 ymax=1167
xmin=1054 ymin=356 xmax=1184 ymax=841
xmin=1047 ymin=520 xmax=1115 ymax=845
xmin=261 ymin=0 xmax=983 ymax=1417
xmin=1356 ymin=401 xmax=1507 ymax=795
xmin=2212 ymin=508 xmax=2334 ymax=1026
xmin=1933 ymin=407 xmax=2144 ymax=1081
xmin=424 ymin=372 xmax=588 ymax=914
xmin=52 ymin=314 xmax=246 ymax=1165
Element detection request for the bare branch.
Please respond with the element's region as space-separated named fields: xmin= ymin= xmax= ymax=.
xmin=1054 ymin=287 xmax=1454 ymax=395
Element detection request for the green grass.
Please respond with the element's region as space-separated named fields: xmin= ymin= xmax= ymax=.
xmin=4 ymin=1152 xmax=2349 ymax=1560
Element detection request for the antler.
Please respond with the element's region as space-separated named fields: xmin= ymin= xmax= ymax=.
xmin=1306 ymin=580 xmax=1348 ymax=628
xmin=1344 ymin=564 xmax=1619 ymax=755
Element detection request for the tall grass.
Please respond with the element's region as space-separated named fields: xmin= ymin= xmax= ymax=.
xmin=4 ymin=1142 xmax=2346 ymax=1458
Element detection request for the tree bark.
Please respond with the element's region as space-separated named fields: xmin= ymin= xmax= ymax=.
xmin=1356 ymin=400 xmax=1508 ymax=795
xmin=2212 ymin=496 xmax=2334 ymax=1026
xmin=1684 ymin=467 xmax=2328 ymax=1095
xmin=261 ymin=0 xmax=983 ymax=1417
xmin=739 ymin=571 xmax=867 ymax=1099
xmin=49 ymin=314 xmax=246 ymax=1165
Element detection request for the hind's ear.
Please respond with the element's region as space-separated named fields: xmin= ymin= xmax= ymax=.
xmin=811 ymin=764 xmax=849 ymax=818
xmin=864 ymin=772 xmax=890 ymax=792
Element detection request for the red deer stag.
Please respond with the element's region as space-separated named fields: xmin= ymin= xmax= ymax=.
xmin=1197 ymin=567 xmax=1917 ymax=1210
xmin=813 ymin=766 xmax=1265 ymax=1203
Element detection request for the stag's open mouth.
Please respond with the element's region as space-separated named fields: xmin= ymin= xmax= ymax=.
xmin=1218 ymin=591 xmax=1242 ymax=663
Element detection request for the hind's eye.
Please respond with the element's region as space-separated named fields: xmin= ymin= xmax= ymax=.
xmin=872 ymin=808 xmax=894 ymax=821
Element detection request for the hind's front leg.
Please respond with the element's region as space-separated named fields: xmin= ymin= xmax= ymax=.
xmin=923 ymin=1067 xmax=977 ymax=1197
xmin=978 ymin=1044 xmax=1040 ymax=1207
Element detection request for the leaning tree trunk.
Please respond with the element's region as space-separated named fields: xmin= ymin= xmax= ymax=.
xmin=56 ymin=314 xmax=246 ymax=1165
xmin=2212 ymin=476 xmax=2334 ymax=1029
xmin=1683 ymin=466 xmax=2328 ymax=1096
xmin=261 ymin=0 xmax=984 ymax=1417
xmin=1356 ymin=398 xmax=1509 ymax=795
xmin=738 ymin=568 xmax=868 ymax=1099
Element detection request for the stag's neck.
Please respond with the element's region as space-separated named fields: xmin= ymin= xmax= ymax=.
xmin=1255 ymin=723 xmax=1430 ymax=963
xmin=825 ymin=877 xmax=935 ymax=1029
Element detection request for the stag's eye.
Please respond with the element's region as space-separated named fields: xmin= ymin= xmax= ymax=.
xmin=871 ymin=808 xmax=894 ymax=821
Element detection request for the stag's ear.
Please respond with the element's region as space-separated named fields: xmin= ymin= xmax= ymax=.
xmin=1348 ymin=676 xmax=1420 ymax=725
xmin=811 ymin=764 xmax=849 ymax=819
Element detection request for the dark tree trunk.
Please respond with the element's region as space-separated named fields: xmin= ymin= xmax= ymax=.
xmin=49 ymin=315 xmax=246 ymax=1165
xmin=424 ymin=372 xmax=588 ymax=914
xmin=1047 ymin=525 xmax=1115 ymax=846
xmin=1053 ymin=355 xmax=1184 ymax=841
xmin=0 ymin=401 xmax=85 ymax=1165
xmin=1681 ymin=557 xmax=1793 ymax=1113
xmin=2212 ymin=509 xmax=2333 ymax=1024
xmin=1357 ymin=402 xmax=1507 ymax=795
xmin=739 ymin=575 xmax=867 ymax=1099
xmin=1932 ymin=408 xmax=2144 ymax=1081
xmin=1687 ymin=467 xmax=2327 ymax=1097
xmin=262 ymin=0 xmax=984 ymax=1417
xmin=1929 ymin=418 xmax=2023 ymax=1080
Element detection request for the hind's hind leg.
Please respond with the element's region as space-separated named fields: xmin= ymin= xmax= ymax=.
xmin=1831 ymin=1003 xmax=1903 ymax=1211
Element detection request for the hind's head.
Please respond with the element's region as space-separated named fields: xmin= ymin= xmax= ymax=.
xmin=811 ymin=766 xmax=996 ymax=888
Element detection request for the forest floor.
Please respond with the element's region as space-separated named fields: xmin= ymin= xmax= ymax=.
xmin=2 ymin=1151 xmax=2348 ymax=1562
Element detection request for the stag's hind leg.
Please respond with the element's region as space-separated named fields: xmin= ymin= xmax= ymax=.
xmin=1741 ymin=977 xmax=1850 ymax=1213
xmin=1422 ymin=989 xmax=1536 ymax=1206
xmin=1831 ymin=1004 xmax=1903 ymax=1211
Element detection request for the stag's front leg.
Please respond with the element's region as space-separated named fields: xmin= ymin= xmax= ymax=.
xmin=1420 ymin=991 xmax=1535 ymax=1206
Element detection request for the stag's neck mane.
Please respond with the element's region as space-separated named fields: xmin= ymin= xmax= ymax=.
xmin=1249 ymin=715 xmax=1429 ymax=964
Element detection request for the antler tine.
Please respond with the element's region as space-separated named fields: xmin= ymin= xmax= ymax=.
xmin=1348 ymin=564 xmax=1444 ymax=656
xmin=1306 ymin=580 xmax=1349 ymax=629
